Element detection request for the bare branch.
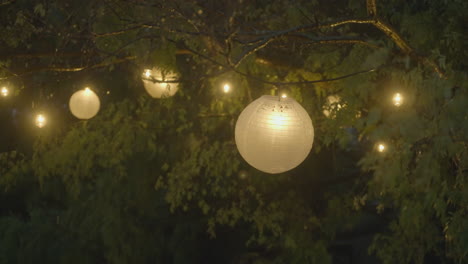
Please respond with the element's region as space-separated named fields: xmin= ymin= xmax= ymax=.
xmin=367 ymin=0 xmax=377 ymax=17
xmin=0 ymin=56 xmax=136 ymax=80
xmin=233 ymin=18 xmax=445 ymax=78
xmin=0 ymin=0 xmax=15 ymax=7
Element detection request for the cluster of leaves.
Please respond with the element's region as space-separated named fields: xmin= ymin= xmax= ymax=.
xmin=0 ymin=0 xmax=467 ymax=263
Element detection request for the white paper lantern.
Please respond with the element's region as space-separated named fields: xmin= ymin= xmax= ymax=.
xmin=69 ymin=87 xmax=100 ymax=119
xmin=142 ymin=68 xmax=179 ymax=98
xmin=235 ymin=95 xmax=314 ymax=174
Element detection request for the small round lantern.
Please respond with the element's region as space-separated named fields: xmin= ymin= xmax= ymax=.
xmin=142 ymin=68 xmax=179 ymax=98
xmin=235 ymin=95 xmax=314 ymax=174
xmin=69 ymin=87 xmax=100 ymax=119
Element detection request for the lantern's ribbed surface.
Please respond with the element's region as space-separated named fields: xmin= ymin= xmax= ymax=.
xmin=69 ymin=88 xmax=100 ymax=120
xmin=142 ymin=68 xmax=178 ymax=98
xmin=235 ymin=95 xmax=314 ymax=174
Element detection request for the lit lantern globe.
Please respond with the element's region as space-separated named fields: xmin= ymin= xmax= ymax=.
xmin=235 ymin=95 xmax=314 ymax=174
xmin=142 ymin=68 xmax=179 ymax=98
xmin=69 ymin=87 xmax=100 ymax=119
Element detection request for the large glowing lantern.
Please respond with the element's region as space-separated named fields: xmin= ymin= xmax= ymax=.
xmin=69 ymin=87 xmax=100 ymax=119
xmin=235 ymin=95 xmax=314 ymax=174
xmin=142 ymin=68 xmax=179 ymax=98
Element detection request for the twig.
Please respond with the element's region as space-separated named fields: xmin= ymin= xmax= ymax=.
xmin=0 ymin=56 xmax=136 ymax=80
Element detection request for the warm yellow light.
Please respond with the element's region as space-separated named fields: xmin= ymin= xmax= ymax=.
xmin=35 ymin=114 xmax=46 ymax=128
xmin=377 ymin=143 xmax=386 ymax=152
xmin=84 ymin=87 xmax=92 ymax=96
xmin=1 ymin=87 xmax=8 ymax=97
xmin=69 ymin=88 xmax=100 ymax=119
xmin=281 ymin=93 xmax=287 ymax=99
xmin=235 ymin=95 xmax=314 ymax=174
xmin=144 ymin=69 xmax=152 ymax=78
xmin=223 ymin=84 xmax=230 ymax=93
xmin=267 ymin=112 xmax=289 ymax=129
xmin=392 ymin=93 xmax=403 ymax=106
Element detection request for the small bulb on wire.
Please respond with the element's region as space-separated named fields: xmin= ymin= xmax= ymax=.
xmin=223 ymin=83 xmax=231 ymax=93
xmin=84 ymin=87 xmax=92 ymax=96
xmin=392 ymin=93 xmax=403 ymax=106
xmin=377 ymin=143 xmax=386 ymax=153
xmin=1 ymin=87 xmax=8 ymax=97
xmin=35 ymin=114 xmax=47 ymax=128
xmin=144 ymin=69 xmax=152 ymax=78
xmin=280 ymin=93 xmax=287 ymax=99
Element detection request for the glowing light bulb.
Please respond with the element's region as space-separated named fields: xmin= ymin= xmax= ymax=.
xmin=392 ymin=93 xmax=403 ymax=106
xmin=1 ymin=87 xmax=8 ymax=97
xmin=223 ymin=84 xmax=230 ymax=93
xmin=281 ymin=93 xmax=287 ymax=99
xmin=377 ymin=143 xmax=386 ymax=152
xmin=35 ymin=114 xmax=46 ymax=128
xmin=84 ymin=87 xmax=92 ymax=96
xmin=144 ymin=69 xmax=152 ymax=78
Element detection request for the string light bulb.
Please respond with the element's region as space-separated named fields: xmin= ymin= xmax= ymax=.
xmin=223 ymin=83 xmax=231 ymax=93
xmin=377 ymin=143 xmax=386 ymax=153
xmin=144 ymin=69 xmax=152 ymax=78
xmin=35 ymin=114 xmax=47 ymax=128
xmin=280 ymin=93 xmax=287 ymax=99
xmin=1 ymin=87 xmax=8 ymax=97
xmin=392 ymin=93 xmax=403 ymax=106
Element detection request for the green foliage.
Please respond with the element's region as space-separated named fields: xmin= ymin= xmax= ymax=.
xmin=0 ymin=0 xmax=467 ymax=263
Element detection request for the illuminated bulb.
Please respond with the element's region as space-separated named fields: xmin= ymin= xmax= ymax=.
xmin=35 ymin=114 xmax=46 ymax=128
xmin=392 ymin=93 xmax=403 ymax=106
xmin=377 ymin=143 xmax=386 ymax=152
xmin=281 ymin=93 xmax=287 ymax=99
xmin=84 ymin=87 xmax=92 ymax=96
xmin=1 ymin=87 xmax=8 ymax=97
xmin=223 ymin=84 xmax=231 ymax=93
xmin=144 ymin=69 xmax=152 ymax=78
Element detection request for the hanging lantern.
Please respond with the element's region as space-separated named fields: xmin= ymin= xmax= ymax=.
xmin=235 ymin=95 xmax=314 ymax=174
xmin=142 ymin=68 xmax=179 ymax=98
xmin=69 ymin=87 xmax=100 ymax=119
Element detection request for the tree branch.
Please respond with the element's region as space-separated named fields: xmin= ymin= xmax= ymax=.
xmin=367 ymin=0 xmax=378 ymax=17
xmin=0 ymin=0 xmax=15 ymax=7
xmin=181 ymin=44 xmax=378 ymax=86
xmin=233 ymin=18 xmax=445 ymax=78
xmin=0 ymin=56 xmax=136 ymax=80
